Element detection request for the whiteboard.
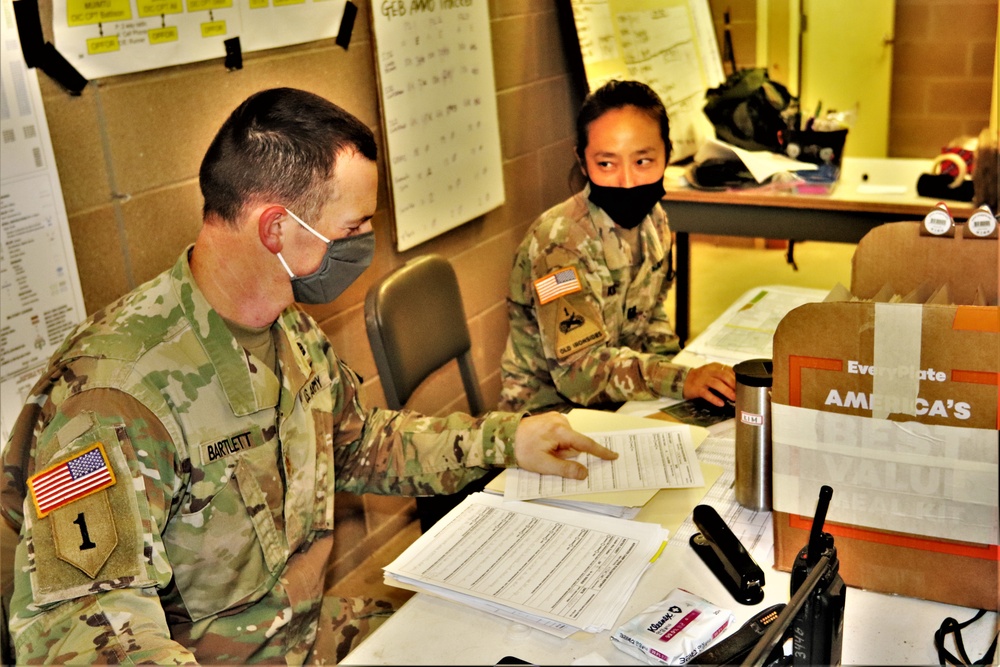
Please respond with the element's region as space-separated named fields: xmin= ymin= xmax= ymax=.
xmin=371 ymin=1 xmax=505 ymax=251
xmin=566 ymin=0 xmax=725 ymax=162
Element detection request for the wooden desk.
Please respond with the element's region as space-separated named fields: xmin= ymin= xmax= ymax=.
xmin=663 ymin=157 xmax=978 ymax=344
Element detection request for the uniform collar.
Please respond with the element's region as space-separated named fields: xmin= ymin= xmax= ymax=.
xmin=170 ymin=246 xmax=281 ymax=416
xmin=581 ymin=184 xmax=667 ymax=270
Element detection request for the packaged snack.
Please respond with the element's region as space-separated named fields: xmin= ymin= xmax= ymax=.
xmin=611 ymin=588 xmax=735 ymax=665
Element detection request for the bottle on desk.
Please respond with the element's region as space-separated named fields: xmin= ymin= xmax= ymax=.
xmin=734 ymin=358 xmax=774 ymax=512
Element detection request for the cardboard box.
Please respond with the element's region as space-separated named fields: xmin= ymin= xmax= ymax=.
xmin=770 ymin=222 xmax=999 ymax=610
xmin=850 ymin=221 xmax=997 ymax=305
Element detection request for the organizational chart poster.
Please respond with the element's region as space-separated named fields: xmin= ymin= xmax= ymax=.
xmin=1 ymin=0 xmax=86 ymax=445
xmin=52 ymin=0 xmax=348 ymax=79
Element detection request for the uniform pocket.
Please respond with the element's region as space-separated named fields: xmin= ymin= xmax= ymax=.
xmin=165 ymin=459 xmax=284 ymax=621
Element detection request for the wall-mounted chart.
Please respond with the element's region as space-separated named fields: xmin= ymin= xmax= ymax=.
xmin=371 ymin=0 xmax=504 ymax=252
xmin=52 ymin=0 xmax=349 ymax=79
xmin=1 ymin=0 xmax=87 ymax=445
xmin=566 ymin=0 xmax=724 ymax=162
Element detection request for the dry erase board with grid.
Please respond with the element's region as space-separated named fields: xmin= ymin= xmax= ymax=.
xmin=371 ymin=1 xmax=505 ymax=252
xmin=565 ymin=0 xmax=725 ymax=162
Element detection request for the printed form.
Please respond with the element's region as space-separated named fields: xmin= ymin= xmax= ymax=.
xmin=505 ymin=425 xmax=704 ymax=501
xmin=673 ymin=284 xmax=830 ymax=368
xmin=383 ymin=492 xmax=669 ymax=637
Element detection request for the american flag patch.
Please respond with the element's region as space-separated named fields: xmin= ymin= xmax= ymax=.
xmin=533 ymin=268 xmax=582 ymax=305
xmin=29 ymin=444 xmax=116 ymax=518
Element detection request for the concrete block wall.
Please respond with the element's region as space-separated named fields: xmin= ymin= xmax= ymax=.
xmin=31 ymin=0 xmax=584 ymax=581
xmin=25 ymin=0 xmax=997 ymax=582
xmin=889 ymin=0 xmax=998 ymax=157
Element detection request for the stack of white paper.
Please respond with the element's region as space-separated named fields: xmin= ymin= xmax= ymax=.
xmin=692 ymin=138 xmax=818 ymax=183
xmin=383 ymin=492 xmax=669 ymax=638
xmin=483 ymin=414 xmax=711 ymax=521
xmin=504 ymin=426 xmax=705 ymax=501
xmin=517 ymin=495 xmax=645 ymax=519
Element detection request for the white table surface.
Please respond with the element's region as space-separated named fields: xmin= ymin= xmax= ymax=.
xmin=341 ymin=546 xmax=997 ymax=665
xmin=342 ymin=415 xmax=998 ymax=665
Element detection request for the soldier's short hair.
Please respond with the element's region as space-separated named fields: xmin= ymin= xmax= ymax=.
xmin=200 ymin=88 xmax=377 ymax=225
xmin=575 ymin=80 xmax=672 ymax=165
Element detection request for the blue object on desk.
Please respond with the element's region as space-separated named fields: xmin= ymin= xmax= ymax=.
xmin=796 ymin=162 xmax=840 ymax=184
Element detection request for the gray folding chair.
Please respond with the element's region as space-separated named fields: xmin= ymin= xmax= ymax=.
xmin=364 ymin=254 xmax=493 ymax=531
xmin=2 ymin=517 xmax=18 ymax=665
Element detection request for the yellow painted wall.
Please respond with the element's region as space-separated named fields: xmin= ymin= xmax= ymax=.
xmin=993 ymin=6 xmax=999 ymax=132
xmin=756 ymin=0 xmax=997 ymax=158
xmin=800 ymin=0 xmax=895 ymax=157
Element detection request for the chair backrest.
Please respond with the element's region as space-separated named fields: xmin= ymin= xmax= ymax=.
xmin=364 ymin=254 xmax=484 ymax=415
xmin=2 ymin=517 xmax=18 ymax=665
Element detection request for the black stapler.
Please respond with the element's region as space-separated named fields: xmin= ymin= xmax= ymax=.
xmin=689 ymin=504 xmax=765 ymax=605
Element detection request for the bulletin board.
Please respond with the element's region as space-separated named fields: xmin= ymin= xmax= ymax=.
xmin=565 ymin=0 xmax=725 ymax=162
xmin=371 ymin=1 xmax=505 ymax=252
xmin=51 ymin=0 xmax=350 ymax=79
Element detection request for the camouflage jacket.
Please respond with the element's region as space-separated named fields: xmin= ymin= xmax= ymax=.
xmin=1 ymin=248 xmax=519 ymax=664
xmin=498 ymin=186 xmax=687 ymax=412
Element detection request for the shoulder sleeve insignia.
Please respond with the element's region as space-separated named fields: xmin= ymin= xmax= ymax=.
xmin=551 ymin=299 xmax=608 ymax=359
xmin=28 ymin=443 xmax=116 ymax=518
xmin=533 ymin=267 xmax=582 ymax=305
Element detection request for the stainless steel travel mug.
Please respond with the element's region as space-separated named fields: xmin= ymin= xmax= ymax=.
xmin=734 ymin=358 xmax=773 ymax=511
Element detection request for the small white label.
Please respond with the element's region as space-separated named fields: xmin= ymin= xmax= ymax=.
xmin=922 ymin=208 xmax=953 ymax=236
xmin=740 ymin=411 xmax=764 ymax=426
xmin=967 ymin=207 xmax=997 ymax=237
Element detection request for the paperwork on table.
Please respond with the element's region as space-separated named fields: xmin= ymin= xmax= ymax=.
xmin=382 ymin=492 xmax=669 ymax=638
xmin=504 ymin=424 xmax=704 ymax=501
xmin=486 ymin=410 xmax=712 ymax=518
xmin=693 ymin=138 xmax=818 ymax=183
xmin=673 ymin=284 xmax=830 ymax=368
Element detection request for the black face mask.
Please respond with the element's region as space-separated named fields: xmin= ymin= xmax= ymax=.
xmin=587 ymin=179 xmax=666 ymax=230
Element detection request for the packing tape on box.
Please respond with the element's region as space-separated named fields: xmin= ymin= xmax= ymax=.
xmin=771 ymin=405 xmax=998 ymax=546
xmin=872 ymin=303 xmax=922 ymax=419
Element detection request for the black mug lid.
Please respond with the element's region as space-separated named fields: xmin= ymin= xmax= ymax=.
xmin=734 ymin=358 xmax=773 ymax=387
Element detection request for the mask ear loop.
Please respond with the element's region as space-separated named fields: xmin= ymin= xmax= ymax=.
xmin=276 ymin=209 xmax=333 ymax=279
xmin=276 ymin=252 xmax=296 ymax=279
xmin=284 ymin=209 xmax=332 ymax=244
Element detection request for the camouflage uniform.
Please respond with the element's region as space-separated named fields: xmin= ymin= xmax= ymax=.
xmin=499 ymin=186 xmax=687 ymax=413
xmin=1 ymin=248 xmax=520 ymax=664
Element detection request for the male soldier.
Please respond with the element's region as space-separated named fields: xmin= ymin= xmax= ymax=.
xmin=1 ymin=88 xmax=616 ymax=664
xmin=499 ymin=80 xmax=735 ymax=413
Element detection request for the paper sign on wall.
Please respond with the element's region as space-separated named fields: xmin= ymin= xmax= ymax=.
xmin=567 ymin=0 xmax=725 ymax=162
xmin=52 ymin=0 xmax=348 ymax=79
xmin=1 ymin=1 xmax=87 ymax=445
xmin=371 ymin=0 xmax=505 ymax=251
